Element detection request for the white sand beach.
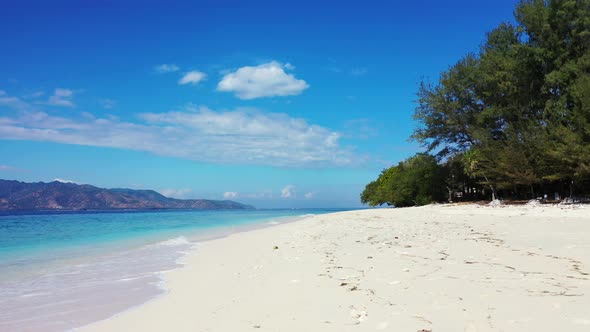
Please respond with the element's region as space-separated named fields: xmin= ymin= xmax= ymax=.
xmin=80 ymin=204 xmax=590 ymax=331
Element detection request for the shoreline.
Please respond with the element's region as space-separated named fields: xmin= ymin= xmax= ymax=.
xmin=73 ymin=212 xmax=321 ymax=330
xmin=0 ymin=211 xmax=326 ymax=332
xmin=80 ymin=204 xmax=590 ymax=331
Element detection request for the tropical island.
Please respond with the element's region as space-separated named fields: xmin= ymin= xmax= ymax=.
xmin=1 ymin=1 xmax=590 ymax=332
xmin=0 ymin=179 xmax=253 ymax=211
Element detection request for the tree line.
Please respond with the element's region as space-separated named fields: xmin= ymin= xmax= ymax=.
xmin=362 ymin=0 xmax=590 ymax=207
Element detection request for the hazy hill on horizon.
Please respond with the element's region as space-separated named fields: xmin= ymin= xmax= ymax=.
xmin=0 ymin=179 xmax=253 ymax=211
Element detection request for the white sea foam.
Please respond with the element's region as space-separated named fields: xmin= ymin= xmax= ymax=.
xmin=0 ymin=235 xmax=194 ymax=332
xmin=153 ymin=236 xmax=192 ymax=247
xmin=266 ymin=213 xmax=315 ymax=225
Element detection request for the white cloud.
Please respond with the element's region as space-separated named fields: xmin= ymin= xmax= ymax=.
xmin=23 ymin=91 xmax=45 ymax=99
xmin=281 ymin=185 xmax=295 ymax=198
xmin=0 ymin=92 xmax=33 ymax=110
xmin=304 ymin=192 xmax=314 ymax=199
xmin=100 ymin=99 xmax=116 ymax=109
xmin=0 ymin=96 xmax=21 ymax=105
xmin=159 ymin=188 xmax=192 ymax=199
xmin=45 ymin=88 xmax=75 ymax=107
xmin=217 ymin=61 xmax=309 ymax=99
xmin=326 ymin=66 xmax=343 ymax=73
xmin=343 ymin=118 xmax=378 ymax=139
xmin=240 ymin=190 xmax=273 ymax=199
xmin=0 ymin=104 xmax=356 ymax=167
xmin=326 ymin=65 xmax=368 ymax=77
xmin=0 ymin=164 xmax=24 ymax=172
xmin=179 ymin=71 xmax=206 ymax=85
xmin=53 ymin=178 xmax=76 ymax=183
xmin=350 ymin=67 xmax=368 ymax=76
xmin=155 ymin=64 xmax=180 ymax=73
xmin=223 ymin=191 xmax=238 ymax=199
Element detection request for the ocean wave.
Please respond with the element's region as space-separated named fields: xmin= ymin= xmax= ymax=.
xmin=152 ymin=236 xmax=192 ymax=247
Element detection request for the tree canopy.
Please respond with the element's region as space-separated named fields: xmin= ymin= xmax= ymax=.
xmin=360 ymin=154 xmax=446 ymax=207
xmin=362 ymin=0 xmax=590 ymax=206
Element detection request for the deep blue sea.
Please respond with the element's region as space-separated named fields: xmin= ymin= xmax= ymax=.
xmin=0 ymin=208 xmax=349 ymax=331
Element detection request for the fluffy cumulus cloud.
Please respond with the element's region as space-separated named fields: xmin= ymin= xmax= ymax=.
xmin=304 ymin=192 xmax=314 ymax=199
xmin=179 ymin=71 xmax=206 ymax=85
xmin=0 ymin=100 xmax=355 ymax=167
xmin=281 ymin=185 xmax=295 ymax=198
xmin=217 ymin=61 xmax=309 ymax=99
xmin=223 ymin=191 xmax=238 ymax=199
xmin=155 ymin=64 xmax=180 ymax=73
xmin=45 ymin=88 xmax=75 ymax=107
xmin=159 ymin=188 xmax=193 ymax=199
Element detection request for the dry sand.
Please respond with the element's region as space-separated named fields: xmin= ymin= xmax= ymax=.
xmin=80 ymin=204 xmax=590 ymax=331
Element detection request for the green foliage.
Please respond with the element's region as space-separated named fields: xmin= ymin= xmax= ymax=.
xmin=360 ymin=154 xmax=446 ymax=207
xmin=364 ymin=0 xmax=590 ymax=205
xmin=407 ymin=0 xmax=590 ymax=199
xmin=412 ymin=54 xmax=482 ymax=157
xmin=362 ymin=0 xmax=590 ymax=204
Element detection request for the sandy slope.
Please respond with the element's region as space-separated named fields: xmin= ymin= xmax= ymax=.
xmin=80 ymin=204 xmax=590 ymax=331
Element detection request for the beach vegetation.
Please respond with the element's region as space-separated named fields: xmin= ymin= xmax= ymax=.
xmin=361 ymin=154 xmax=446 ymax=207
xmin=362 ymin=0 xmax=590 ymax=205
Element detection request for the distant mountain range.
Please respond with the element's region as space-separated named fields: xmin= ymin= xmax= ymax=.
xmin=0 ymin=179 xmax=254 ymax=211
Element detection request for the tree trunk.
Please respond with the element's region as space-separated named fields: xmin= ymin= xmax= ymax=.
xmin=482 ymin=174 xmax=497 ymax=201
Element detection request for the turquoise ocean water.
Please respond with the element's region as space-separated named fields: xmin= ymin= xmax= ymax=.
xmin=0 ymin=208 xmax=348 ymax=331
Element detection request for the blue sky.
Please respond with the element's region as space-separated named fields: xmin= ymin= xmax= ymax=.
xmin=0 ymin=0 xmax=518 ymax=208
